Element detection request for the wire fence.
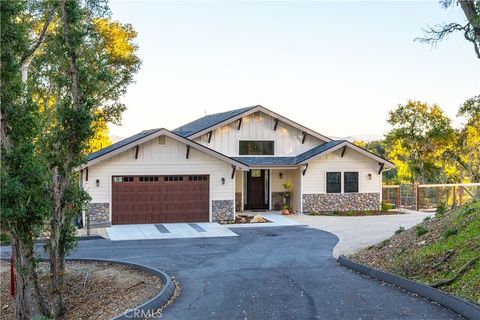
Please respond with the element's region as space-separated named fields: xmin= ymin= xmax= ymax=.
xmin=382 ymin=183 xmax=480 ymax=211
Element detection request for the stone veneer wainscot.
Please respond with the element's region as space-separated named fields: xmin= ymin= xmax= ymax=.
xmin=212 ymin=200 xmax=235 ymax=221
xmin=86 ymin=202 xmax=110 ymax=226
xmin=303 ymin=193 xmax=380 ymax=212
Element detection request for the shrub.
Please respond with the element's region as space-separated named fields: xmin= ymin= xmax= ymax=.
xmin=423 ymin=216 xmax=431 ymax=222
xmin=395 ymin=226 xmax=405 ymax=235
xmin=332 ymin=210 xmax=340 ymax=216
xmin=0 ymin=234 xmax=11 ymax=245
xmin=436 ymin=202 xmax=447 ymax=215
xmin=442 ymin=228 xmax=458 ymax=238
xmin=346 ymin=210 xmax=355 ymax=216
xmin=381 ymin=201 xmax=394 ymax=211
xmin=309 ymin=210 xmax=320 ymax=216
xmin=415 ymin=225 xmax=428 ymax=236
xmin=377 ymin=239 xmax=390 ymax=249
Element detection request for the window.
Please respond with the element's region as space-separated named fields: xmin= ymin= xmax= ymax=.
xmin=113 ymin=176 xmax=134 ymax=183
xmin=239 ymin=141 xmax=274 ymax=155
xmin=158 ymin=135 xmax=166 ymax=145
xmin=326 ymin=172 xmax=341 ymax=193
xmin=188 ymin=175 xmax=208 ymax=181
xmin=164 ymin=176 xmax=184 ymax=182
xmin=344 ymin=172 xmax=358 ymax=193
xmin=139 ymin=176 xmax=159 ymax=182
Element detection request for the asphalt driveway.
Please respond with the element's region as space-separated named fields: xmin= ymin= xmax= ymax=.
xmin=42 ymin=226 xmax=463 ymax=319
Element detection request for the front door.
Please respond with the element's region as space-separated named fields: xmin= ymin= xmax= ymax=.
xmin=246 ymin=169 xmax=269 ymax=210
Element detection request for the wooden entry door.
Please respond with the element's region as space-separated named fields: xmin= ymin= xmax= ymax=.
xmin=246 ymin=169 xmax=269 ymax=210
xmin=112 ymin=175 xmax=209 ymax=224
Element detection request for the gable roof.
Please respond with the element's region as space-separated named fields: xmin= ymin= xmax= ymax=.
xmin=232 ymin=140 xmax=395 ymax=168
xmin=80 ymin=128 xmax=249 ymax=170
xmin=87 ymin=128 xmax=161 ymax=162
xmin=295 ymin=140 xmax=395 ymax=167
xmin=173 ymin=105 xmax=332 ymax=142
xmin=231 ymin=156 xmax=297 ymax=167
xmin=173 ymin=106 xmax=257 ymax=137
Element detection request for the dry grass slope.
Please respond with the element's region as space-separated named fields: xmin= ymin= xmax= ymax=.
xmin=351 ymin=201 xmax=480 ymax=305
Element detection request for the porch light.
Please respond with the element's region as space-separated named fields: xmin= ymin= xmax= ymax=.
xmin=221 ymin=177 xmax=226 ymax=185
xmin=96 ymin=179 xmax=100 ymax=187
xmin=367 ymin=173 xmax=372 ymax=180
xmin=279 ymin=172 xmax=283 ymax=179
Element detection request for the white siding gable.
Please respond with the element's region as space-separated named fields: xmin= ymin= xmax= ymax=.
xmin=193 ymin=111 xmax=327 ymax=156
xmin=83 ymin=136 xmax=235 ymax=205
xmin=302 ymin=148 xmax=382 ymax=194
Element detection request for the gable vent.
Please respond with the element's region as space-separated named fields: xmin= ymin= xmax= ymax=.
xmin=158 ymin=135 xmax=166 ymax=145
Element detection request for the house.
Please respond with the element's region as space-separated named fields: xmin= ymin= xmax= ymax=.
xmin=79 ymin=105 xmax=394 ymax=226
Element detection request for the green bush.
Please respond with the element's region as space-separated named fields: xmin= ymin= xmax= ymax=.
xmin=436 ymin=202 xmax=448 ymax=215
xmin=415 ymin=225 xmax=428 ymax=236
xmin=395 ymin=226 xmax=405 ymax=235
xmin=346 ymin=210 xmax=355 ymax=216
xmin=309 ymin=210 xmax=320 ymax=216
xmin=332 ymin=210 xmax=340 ymax=216
xmin=442 ymin=227 xmax=458 ymax=238
xmin=0 ymin=234 xmax=11 ymax=245
xmin=377 ymin=239 xmax=390 ymax=249
xmin=423 ymin=216 xmax=431 ymax=222
xmin=381 ymin=201 xmax=394 ymax=211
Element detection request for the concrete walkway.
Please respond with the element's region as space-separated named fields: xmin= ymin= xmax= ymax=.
xmin=286 ymin=209 xmax=433 ymax=258
xmin=106 ymin=222 xmax=238 ymax=241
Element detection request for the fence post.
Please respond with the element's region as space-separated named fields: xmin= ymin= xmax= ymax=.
xmin=415 ymin=184 xmax=420 ymax=211
xmin=459 ymin=186 xmax=463 ymax=206
xmin=452 ymin=186 xmax=456 ymax=206
xmin=397 ymin=186 xmax=401 ymax=208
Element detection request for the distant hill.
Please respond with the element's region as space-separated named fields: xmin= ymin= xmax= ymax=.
xmin=109 ymin=135 xmax=125 ymax=144
xmin=332 ymin=134 xmax=384 ymax=142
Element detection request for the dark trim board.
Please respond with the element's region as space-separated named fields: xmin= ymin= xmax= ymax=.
xmin=337 ymin=256 xmax=480 ymax=320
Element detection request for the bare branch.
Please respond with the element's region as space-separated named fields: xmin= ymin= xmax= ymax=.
xmin=415 ymin=23 xmax=467 ymax=45
xmin=20 ymin=6 xmax=55 ymax=65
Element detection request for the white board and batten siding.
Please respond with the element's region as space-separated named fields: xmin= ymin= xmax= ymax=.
xmin=194 ymin=111 xmax=326 ymax=156
xmin=302 ymin=149 xmax=382 ymax=194
xmin=82 ymin=136 xmax=235 ymax=221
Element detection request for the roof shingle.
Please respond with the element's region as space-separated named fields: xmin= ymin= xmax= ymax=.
xmin=173 ymin=106 xmax=258 ymax=137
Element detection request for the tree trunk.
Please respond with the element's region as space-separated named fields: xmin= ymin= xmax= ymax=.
xmin=11 ymin=236 xmax=48 ymax=319
xmin=48 ymin=167 xmax=67 ymax=318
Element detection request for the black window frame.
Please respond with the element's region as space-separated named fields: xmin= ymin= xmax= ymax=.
xmin=239 ymin=140 xmax=274 ymax=155
xmin=326 ymin=172 xmax=341 ymax=193
xmin=344 ymin=172 xmax=359 ymax=193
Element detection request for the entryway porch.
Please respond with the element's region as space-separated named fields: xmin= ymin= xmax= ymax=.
xmin=235 ymin=167 xmax=302 ymax=213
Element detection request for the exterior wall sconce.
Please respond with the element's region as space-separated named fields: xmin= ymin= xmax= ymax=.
xmin=96 ymin=179 xmax=100 ymax=187
xmin=279 ymin=172 xmax=283 ymax=179
xmin=367 ymin=173 xmax=372 ymax=180
xmin=221 ymin=177 xmax=225 ymax=185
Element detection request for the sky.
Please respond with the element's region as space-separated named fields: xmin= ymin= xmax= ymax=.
xmin=108 ymin=0 xmax=480 ymax=140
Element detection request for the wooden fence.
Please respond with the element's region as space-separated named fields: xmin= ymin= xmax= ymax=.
xmin=382 ymin=183 xmax=480 ymax=210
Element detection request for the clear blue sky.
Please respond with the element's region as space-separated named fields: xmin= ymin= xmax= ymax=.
xmin=109 ymin=0 xmax=479 ymax=139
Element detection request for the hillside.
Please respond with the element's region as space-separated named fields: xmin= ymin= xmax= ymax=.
xmin=350 ymin=201 xmax=480 ymax=305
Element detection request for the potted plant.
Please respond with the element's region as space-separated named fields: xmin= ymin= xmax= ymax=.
xmin=282 ymin=205 xmax=290 ymax=215
xmin=282 ymin=181 xmax=292 ymax=207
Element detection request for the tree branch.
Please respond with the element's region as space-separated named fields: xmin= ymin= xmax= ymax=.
xmin=60 ymin=0 xmax=81 ymax=110
xmin=20 ymin=6 xmax=55 ymax=65
xmin=415 ymin=23 xmax=467 ymax=45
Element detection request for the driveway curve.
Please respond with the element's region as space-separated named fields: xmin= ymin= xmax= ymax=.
xmin=287 ymin=210 xmax=433 ymax=258
xmin=54 ymin=226 xmax=461 ymax=319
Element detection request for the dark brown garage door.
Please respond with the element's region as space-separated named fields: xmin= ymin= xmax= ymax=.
xmin=112 ymin=175 xmax=209 ymax=224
